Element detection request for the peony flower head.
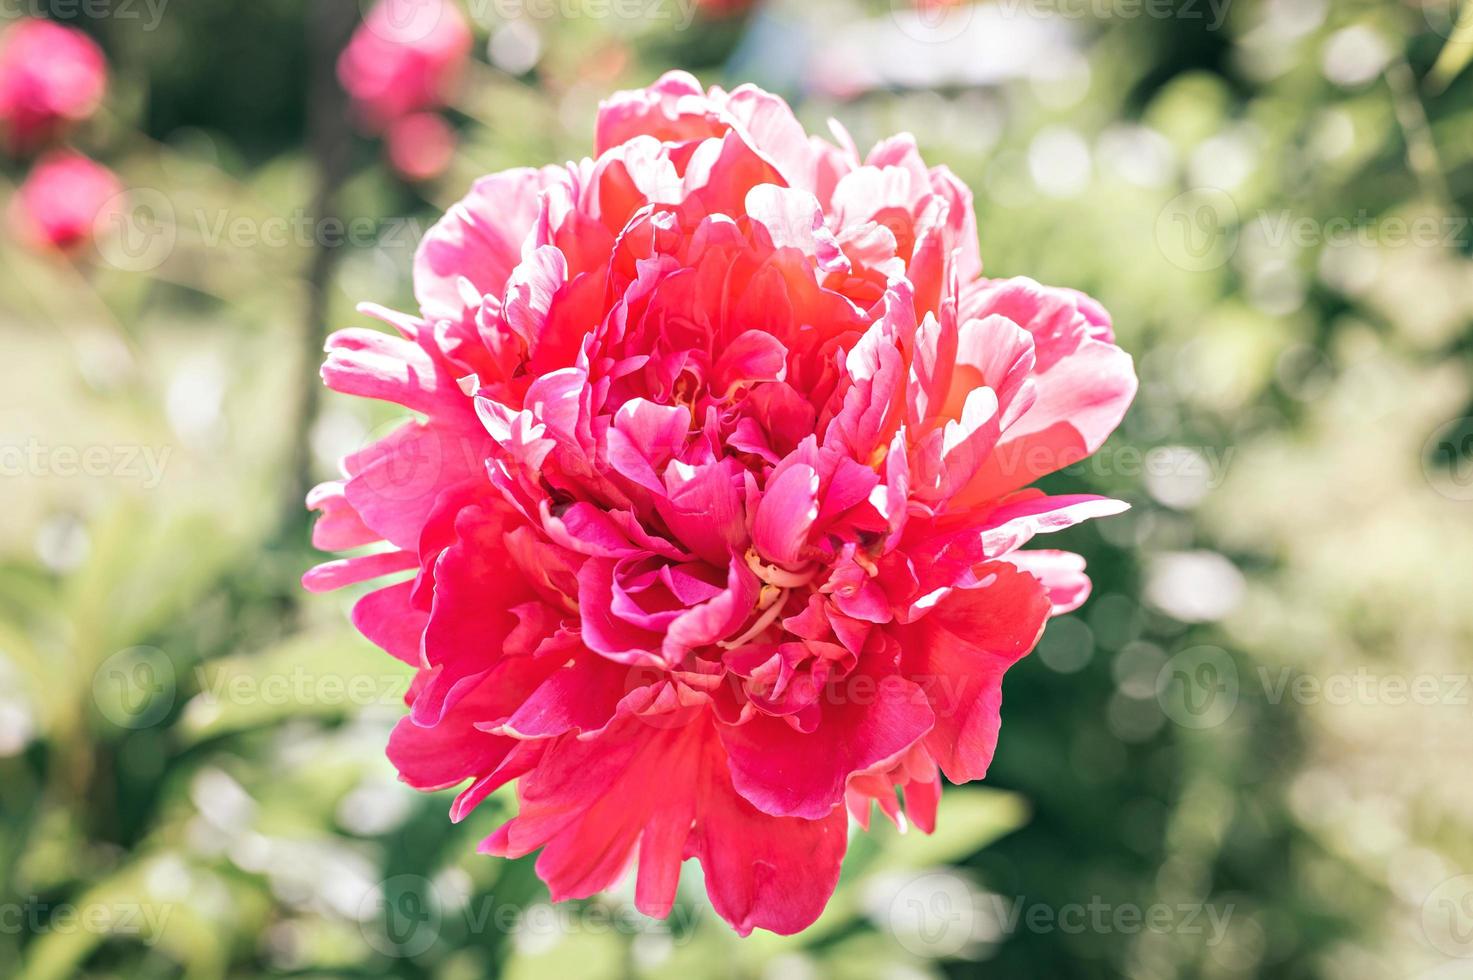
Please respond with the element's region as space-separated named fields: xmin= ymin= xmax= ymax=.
xmin=9 ymin=149 xmax=122 ymax=254
xmin=0 ymin=18 xmax=108 ymax=156
xmin=306 ymin=71 xmax=1136 ymax=936
xmin=337 ymin=0 xmax=472 ymax=134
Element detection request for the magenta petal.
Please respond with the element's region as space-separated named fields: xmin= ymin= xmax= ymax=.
xmin=898 ymin=562 xmax=1051 ymax=783
xmin=351 ymin=580 xmax=426 ymax=666
xmin=500 ymin=651 xmax=632 ymax=739
xmin=719 ymin=663 xmax=934 ymax=819
xmin=752 ymin=461 xmax=819 ymax=568
xmin=712 ymin=329 xmax=789 ymax=397
xmin=656 ymin=459 xmax=747 ymax=566
xmin=693 ymin=753 xmax=848 ymax=936
xmin=306 ymin=480 xmax=377 ymax=550
xmin=577 ymin=558 xmax=665 ymax=665
xmin=301 ymin=549 xmax=417 ymax=593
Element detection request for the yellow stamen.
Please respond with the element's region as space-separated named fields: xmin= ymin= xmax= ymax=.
xmin=869 ymin=443 xmax=889 ymax=471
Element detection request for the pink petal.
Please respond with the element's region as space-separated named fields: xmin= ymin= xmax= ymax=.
xmin=719 ymin=658 xmax=934 ymax=819
xmin=752 ymin=461 xmax=819 ymax=569
xmin=898 ymin=562 xmax=1051 ymax=783
xmin=415 ymin=168 xmax=553 ymax=322
xmin=1005 ymin=549 xmax=1093 ymax=615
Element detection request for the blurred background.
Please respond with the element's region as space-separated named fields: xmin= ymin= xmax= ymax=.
xmin=2 ymin=0 xmax=1472 ymax=976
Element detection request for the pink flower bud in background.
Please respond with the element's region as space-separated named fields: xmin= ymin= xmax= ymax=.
xmin=8 ymin=149 xmax=122 ymax=254
xmin=337 ymin=0 xmax=472 ymax=134
xmin=0 ymin=18 xmax=108 ymax=156
xmin=696 ymin=0 xmax=756 ymax=17
xmin=385 ymin=110 xmax=456 ymax=182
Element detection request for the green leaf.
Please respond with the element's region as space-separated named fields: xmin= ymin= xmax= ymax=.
xmin=1429 ymin=3 xmax=1473 ymax=92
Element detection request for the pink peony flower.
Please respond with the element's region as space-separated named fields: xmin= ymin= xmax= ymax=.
xmin=337 ymin=0 xmax=472 ymax=134
xmin=8 ymin=150 xmax=122 ymax=254
xmin=0 ymin=18 xmax=108 ymax=156
xmin=305 ymin=71 xmax=1136 ymax=936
